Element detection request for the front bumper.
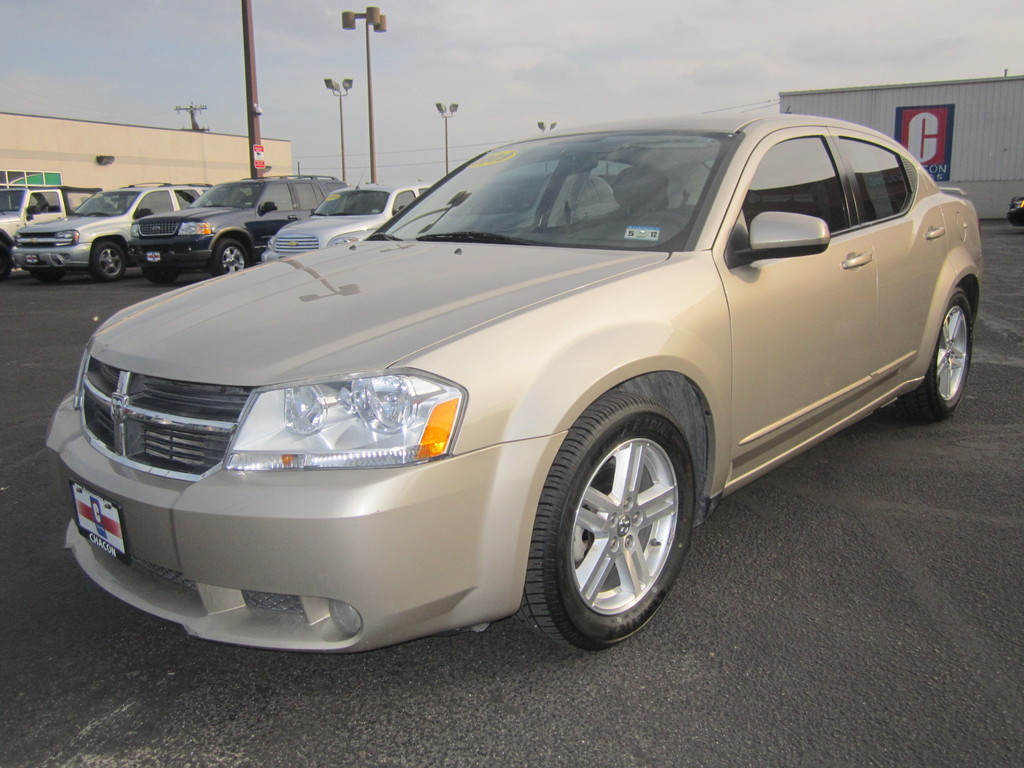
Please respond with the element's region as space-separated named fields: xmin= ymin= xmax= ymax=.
xmin=13 ymin=243 xmax=91 ymax=269
xmin=128 ymin=235 xmax=214 ymax=268
xmin=48 ymin=395 xmax=562 ymax=652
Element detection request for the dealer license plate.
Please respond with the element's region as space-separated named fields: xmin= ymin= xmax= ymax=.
xmin=146 ymin=251 xmax=161 ymax=262
xmin=24 ymin=254 xmax=39 ymax=264
xmin=71 ymin=481 xmax=130 ymax=563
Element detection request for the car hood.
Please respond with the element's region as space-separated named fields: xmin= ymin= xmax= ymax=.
xmin=275 ymin=214 xmax=386 ymax=239
xmin=91 ymin=241 xmax=667 ymax=385
xmin=143 ymin=206 xmax=236 ymax=221
xmin=18 ymin=214 xmax=114 ymax=234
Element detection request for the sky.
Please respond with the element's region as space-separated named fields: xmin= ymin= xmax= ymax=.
xmin=1 ymin=0 xmax=1018 ymax=187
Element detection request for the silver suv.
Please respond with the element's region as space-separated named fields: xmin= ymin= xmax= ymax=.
xmin=263 ymin=184 xmax=427 ymax=260
xmin=13 ymin=183 xmax=206 ymax=282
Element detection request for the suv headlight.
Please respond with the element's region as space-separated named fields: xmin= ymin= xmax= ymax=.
xmin=225 ymin=372 xmax=465 ymax=471
xmin=130 ymin=222 xmax=141 ymax=237
xmin=327 ymin=231 xmax=369 ymax=247
xmin=55 ymin=230 xmax=80 ymax=245
xmin=178 ymin=221 xmax=213 ymax=236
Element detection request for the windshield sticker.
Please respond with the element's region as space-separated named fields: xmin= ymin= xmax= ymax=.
xmin=625 ymin=226 xmax=661 ymax=242
xmin=470 ymin=150 xmax=518 ymax=168
xmin=324 ymin=193 xmax=342 ymax=201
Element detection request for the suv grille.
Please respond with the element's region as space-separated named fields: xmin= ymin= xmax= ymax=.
xmin=81 ymin=357 xmax=251 ymax=478
xmin=136 ymin=220 xmax=180 ymax=237
xmin=273 ymin=235 xmax=321 ymax=255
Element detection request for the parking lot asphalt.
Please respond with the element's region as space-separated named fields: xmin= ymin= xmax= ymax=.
xmin=1 ymin=222 xmax=1022 ymax=768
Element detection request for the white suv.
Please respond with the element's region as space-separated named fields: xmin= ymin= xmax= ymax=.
xmin=263 ymin=184 xmax=427 ymax=260
xmin=13 ymin=183 xmax=206 ymax=282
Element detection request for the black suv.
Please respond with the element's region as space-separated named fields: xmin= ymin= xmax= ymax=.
xmin=128 ymin=176 xmax=346 ymax=283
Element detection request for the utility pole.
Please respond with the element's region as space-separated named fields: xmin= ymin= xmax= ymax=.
xmin=175 ymin=102 xmax=209 ymax=132
xmin=241 ymin=0 xmax=263 ymax=179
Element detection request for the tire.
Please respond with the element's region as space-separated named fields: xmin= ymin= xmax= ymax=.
xmin=88 ymin=240 xmax=127 ymax=282
xmin=140 ymin=266 xmax=181 ymax=285
xmin=0 ymin=245 xmax=11 ymax=281
xmin=28 ymin=268 xmax=66 ymax=283
xmin=896 ymin=288 xmax=973 ymax=422
xmin=518 ymin=392 xmax=695 ymax=650
xmin=209 ymin=239 xmax=248 ymax=277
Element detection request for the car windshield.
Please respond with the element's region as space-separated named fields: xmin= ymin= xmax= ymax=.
xmin=0 ymin=189 xmax=24 ymax=213
xmin=191 ymin=182 xmax=262 ymax=209
xmin=378 ymin=130 xmax=730 ymax=250
xmin=74 ymin=190 xmax=139 ymax=217
xmin=314 ymin=189 xmax=390 ymax=216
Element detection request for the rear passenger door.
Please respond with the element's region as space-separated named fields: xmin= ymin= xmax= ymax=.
xmin=249 ymin=183 xmax=301 ymax=247
xmin=833 ymin=132 xmax=945 ymax=369
xmin=718 ymin=130 xmax=881 ymax=483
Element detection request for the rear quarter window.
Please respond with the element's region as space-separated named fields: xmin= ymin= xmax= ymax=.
xmin=838 ymin=138 xmax=911 ymax=224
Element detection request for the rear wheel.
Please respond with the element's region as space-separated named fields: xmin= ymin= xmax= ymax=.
xmin=897 ymin=289 xmax=973 ymax=422
xmin=141 ymin=266 xmax=180 ymax=285
xmin=89 ymin=240 xmax=127 ymax=282
xmin=28 ymin=268 xmax=66 ymax=283
xmin=518 ymin=392 xmax=695 ymax=650
xmin=209 ymin=239 xmax=248 ymax=277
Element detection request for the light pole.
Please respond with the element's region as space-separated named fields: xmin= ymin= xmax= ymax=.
xmin=435 ymin=102 xmax=458 ymax=175
xmin=324 ymin=78 xmax=353 ymax=182
xmin=342 ymin=7 xmax=387 ymax=183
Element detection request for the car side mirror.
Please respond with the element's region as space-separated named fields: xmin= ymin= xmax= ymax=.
xmin=134 ymin=208 xmax=153 ymax=219
xmin=729 ymin=211 xmax=830 ymax=268
xmin=25 ymin=205 xmax=40 ymax=219
xmin=258 ymin=201 xmax=278 ymax=215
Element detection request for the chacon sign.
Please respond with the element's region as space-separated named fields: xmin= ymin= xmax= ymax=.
xmin=894 ymin=104 xmax=955 ymax=182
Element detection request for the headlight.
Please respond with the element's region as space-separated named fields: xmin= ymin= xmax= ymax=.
xmin=177 ymin=221 xmax=213 ymax=236
xmin=225 ymin=372 xmax=465 ymax=471
xmin=55 ymin=230 xmax=80 ymax=245
xmin=327 ymin=231 xmax=368 ymax=247
xmin=130 ymin=222 xmax=140 ymax=237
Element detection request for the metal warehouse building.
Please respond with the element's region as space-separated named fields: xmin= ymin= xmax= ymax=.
xmin=780 ymin=75 xmax=1024 ymax=218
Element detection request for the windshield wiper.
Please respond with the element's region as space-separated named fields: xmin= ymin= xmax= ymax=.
xmin=366 ymin=232 xmax=402 ymax=241
xmin=416 ymin=231 xmax=536 ymax=245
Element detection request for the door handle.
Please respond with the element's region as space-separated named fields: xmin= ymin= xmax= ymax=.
xmin=925 ymin=226 xmax=946 ymax=240
xmin=842 ymin=251 xmax=873 ymax=270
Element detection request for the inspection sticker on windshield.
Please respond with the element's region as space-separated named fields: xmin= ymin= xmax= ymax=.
xmin=71 ymin=481 xmax=129 ymax=563
xmin=625 ymin=225 xmax=661 ymax=242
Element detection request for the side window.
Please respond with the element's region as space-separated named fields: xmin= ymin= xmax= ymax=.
xmin=138 ymin=190 xmax=174 ymax=216
xmin=175 ymin=189 xmax=199 ymax=207
xmin=260 ymin=183 xmax=295 ymax=211
xmin=392 ymin=190 xmax=416 ymax=214
xmin=838 ymin=138 xmax=911 ymax=223
xmin=33 ymin=191 xmax=58 ymax=212
xmin=292 ymin=182 xmax=318 ymax=210
xmin=743 ymin=137 xmax=849 ymax=234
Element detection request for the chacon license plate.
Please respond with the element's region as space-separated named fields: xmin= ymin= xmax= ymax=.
xmin=146 ymin=251 xmax=161 ymax=262
xmin=24 ymin=254 xmax=39 ymax=264
xmin=71 ymin=481 xmax=130 ymax=564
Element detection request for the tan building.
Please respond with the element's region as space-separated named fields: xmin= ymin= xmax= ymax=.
xmin=0 ymin=112 xmax=292 ymax=190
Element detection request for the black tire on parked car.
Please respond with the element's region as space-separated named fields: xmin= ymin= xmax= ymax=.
xmin=0 ymin=245 xmax=12 ymax=281
xmin=140 ymin=266 xmax=181 ymax=285
xmin=518 ymin=392 xmax=695 ymax=650
xmin=209 ymin=238 xmax=249 ymax=277
xmin=28 ymin=267 xmax=67 ymax=283
xmin=896 ymin=288 xmax=974 ymax=422
xmin=88 ymin=240 xmax=127 ymax=282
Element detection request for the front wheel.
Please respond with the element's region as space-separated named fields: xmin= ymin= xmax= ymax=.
xmin=518 ymin=392 xmax=695 ymax=650
xmin=209 ymin=239 xmax=248 ymax=277
xmin=896 ymin=288 xmax=973 ymax=422
xmin=89 ymin=240 xmax=127 ymax=282
xmin=0 ymin=245 xmax=11 ymax=281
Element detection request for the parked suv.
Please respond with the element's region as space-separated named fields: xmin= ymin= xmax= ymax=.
xmin=13 ymin=183 xmax=207 ymax=282
xmin=263 ymin=184 xmax=428 ymax=260
xmin=0 ymin=185 xmax=99 ymax=280
xmin=128 ymin=176 xmax=346 ymax=283
xmin=1007 ymin=194 xmax=1024 ymax=226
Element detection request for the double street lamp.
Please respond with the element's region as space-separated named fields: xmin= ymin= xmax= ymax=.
xmin=324 ymin=78 xmax=353 ymax=182
xmin=342 ymin=7 xmax=387 ymax=183
xmin=435 ymin=102 xmax=458 ymax=175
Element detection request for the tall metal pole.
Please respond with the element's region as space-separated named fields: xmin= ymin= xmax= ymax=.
xmin=338 ymin=92 xmax=347 ymax=182
xmin=241 ymin=0 xmax=263 ymax=179
xmin=364 ymin=20 xmax=377 ymax=183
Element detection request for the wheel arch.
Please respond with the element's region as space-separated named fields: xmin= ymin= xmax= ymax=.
xmin=211 ymin=228 xmax=255 ymax=257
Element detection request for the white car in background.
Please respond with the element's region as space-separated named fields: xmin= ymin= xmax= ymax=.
xmin=263 ymin=184 xmax=428 ymax=260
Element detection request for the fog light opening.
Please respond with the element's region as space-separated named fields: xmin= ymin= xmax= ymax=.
xmin=329 ymin=600 xmax=363 ymax=639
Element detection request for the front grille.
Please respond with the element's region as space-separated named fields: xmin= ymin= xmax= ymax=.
xmin=81 ymin=357 xmax=251 ymax=478
xmin=273 ymin=235 xmax=320 ymax=254
xmin=243 ymin=591 xmax=304 ymax=614
xmin=136 ymin=220 xmax=180 ymax=237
